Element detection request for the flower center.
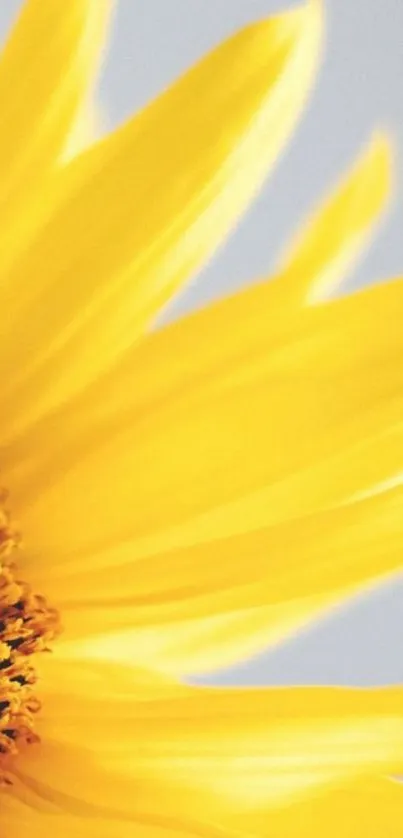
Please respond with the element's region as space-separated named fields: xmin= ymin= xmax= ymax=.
xmin=0 ymin=494 xmax=60 ymax=777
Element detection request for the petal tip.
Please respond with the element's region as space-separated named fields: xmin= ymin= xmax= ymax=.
xmin=365 ymin=128 xmax=396 ymax=201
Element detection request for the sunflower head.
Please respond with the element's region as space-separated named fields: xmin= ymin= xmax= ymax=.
xmin=0 ymin=498 xmax=59 ymax=773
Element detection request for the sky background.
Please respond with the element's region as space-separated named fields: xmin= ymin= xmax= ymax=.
xmin=1 ymin=0 xmax=403 ymax=686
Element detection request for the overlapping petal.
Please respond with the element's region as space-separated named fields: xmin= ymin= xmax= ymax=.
xmin=5 ymin=275 xmax=402 ymax=670
xmin=6 ymin=779 xmax=403 ymax=838
xmin=0 ymin=0 xmax=112 ymax=231
xmin=0 ymin=1 xmax=322 ymax=440
xmin=6 ymin=811 xmax=234 ymax=838
xmin=52 ymin=479 xmax=403 ymax=672
xmin=63 ymin=99 xmax=107 ymax=162
xmin=244 ymin=778 xmax=403 ymax=837
xmin=11 ymin=659 xmax=403 ymax=832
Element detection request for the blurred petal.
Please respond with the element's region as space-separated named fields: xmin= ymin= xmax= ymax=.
xmin=272 ymin=132 xmax=393 ymax=303
xmin=0 ymin=0 xmax=112 ymax=207
xmin=0 ymin=1 xmax=322 ymax=437
xmin=62 ymin=99 xmax=107 ymax=162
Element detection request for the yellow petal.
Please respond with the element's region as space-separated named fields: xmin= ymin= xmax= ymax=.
xmin=21 ymin=659 xmax=403 ymax=823
xmin=9 ymin=664 xmax=238 ymax=838
xmin=4 ymin=791 xmax=237 ymax=838
xmin=49 ymin=480 xmax=403 ymax=672
xmin=85 ymin=684 xmax=403 ymax=817
xmin=6 ymin=778 xmax=402 ymax=838
xmin=6 ymin=811 xmax=233 ymax=838
xmin=4 ymin=782 xmax=236 ymax=838
xmin=56 ymin=594 xmax=344 ymax=676
xmin=0 ymin=0 xmax=112 ymax=209
xmin=5 ymin=277 xmax=403 ymax=670
xmin=12 ymin=276 xmax=403 ymax=559
xmin=239 ymin=778 xmax=403 ymax=837
xmin=272 ymin=132 xmax=393 ymax=303
xmin=0 ymin=0 xmax=322 ymax=439
xmin=62 ymin=99 xmax=107 ymax=162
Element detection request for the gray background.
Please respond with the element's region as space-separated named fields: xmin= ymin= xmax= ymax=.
xmin=2 ymin=1 xmax=403 ymax=685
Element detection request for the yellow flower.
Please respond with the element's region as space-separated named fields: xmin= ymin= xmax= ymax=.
xmin=1 ymin=0 xmax=403 ymax=835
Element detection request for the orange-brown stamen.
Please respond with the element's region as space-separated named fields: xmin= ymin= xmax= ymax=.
xmin=0 ymin=494 xmax=60 ymax=772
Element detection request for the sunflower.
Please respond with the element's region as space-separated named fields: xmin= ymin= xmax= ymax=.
xmin=1 ymin=0 xmax=403 ymax=835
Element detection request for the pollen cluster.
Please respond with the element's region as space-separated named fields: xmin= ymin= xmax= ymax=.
xmin=0 ymin=495 xmax=60 ymax=772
